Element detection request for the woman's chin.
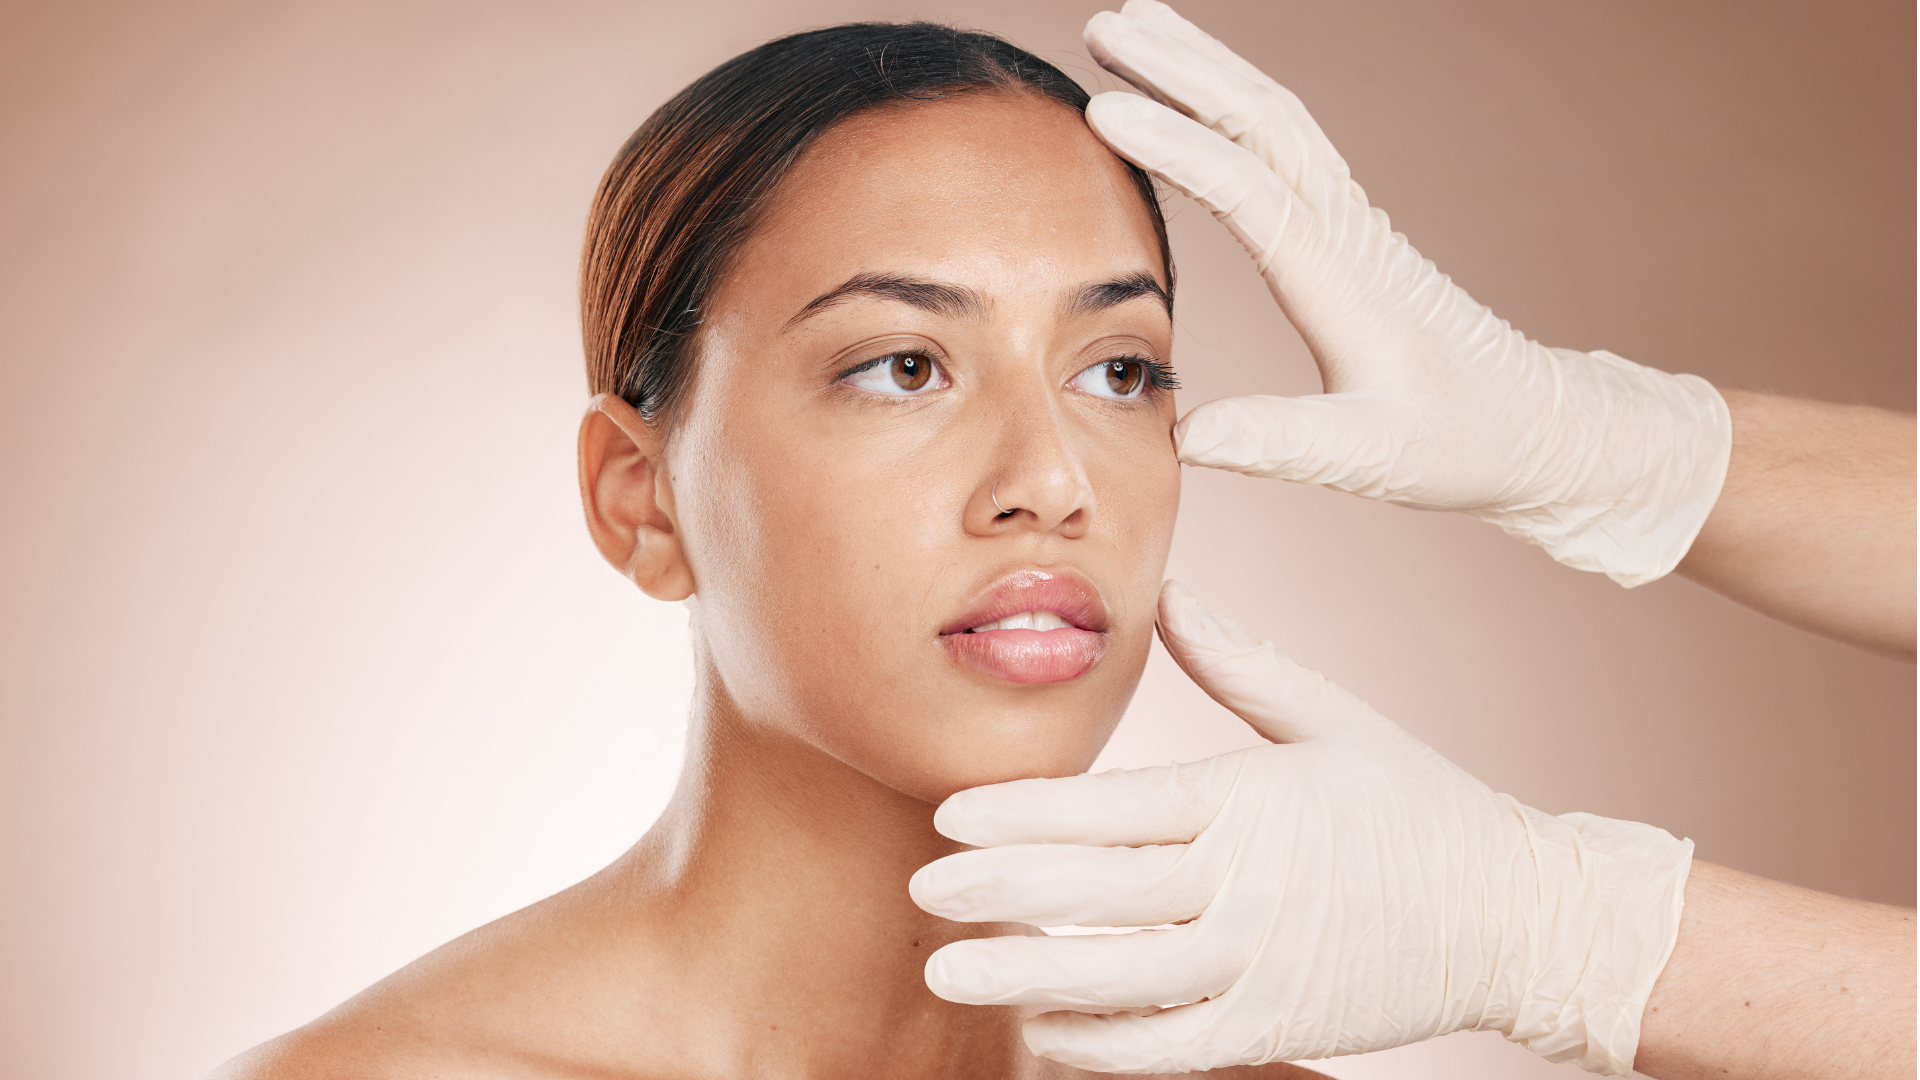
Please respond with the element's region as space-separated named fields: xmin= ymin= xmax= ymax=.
xmin=875 ymin=738 xmax=1114 ymax=806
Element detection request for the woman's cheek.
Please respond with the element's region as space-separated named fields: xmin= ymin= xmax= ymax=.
xmin=1103 ymin=427 xmax=1182 ymax=548
xmin=754 ymin=448 xmax=937 ymax=623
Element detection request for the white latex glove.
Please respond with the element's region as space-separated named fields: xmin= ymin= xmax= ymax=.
xmin=912 ymin=581 xmax=1693 ymax=1075
xmin=1083 ymin=1 xmax=1732 ymax=587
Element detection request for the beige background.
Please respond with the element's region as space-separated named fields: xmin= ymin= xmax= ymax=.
xmin=0 ymin=1 xmax=1911 ymax=1078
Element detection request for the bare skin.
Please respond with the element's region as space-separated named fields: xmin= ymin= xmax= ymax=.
xmin=1678 ymin=389 xmax=1916 ymax=661
xmin=213 ymin=720 xmax=1319 ymax=1079
xmin=1638 ymin=862 xmax=1916 ymax=1080
xmin=207 ymin=91 xmax=1323 ymax=1080
xmin=1646 ymin=396 xmax=1917 ymax=1077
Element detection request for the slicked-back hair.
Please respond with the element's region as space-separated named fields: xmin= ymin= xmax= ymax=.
xmin=580 ymin=21 xmax=1174 ymax=422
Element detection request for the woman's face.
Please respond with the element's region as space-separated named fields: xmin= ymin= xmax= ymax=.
xmin=665 ymin=91 xmax=1179 ymax=803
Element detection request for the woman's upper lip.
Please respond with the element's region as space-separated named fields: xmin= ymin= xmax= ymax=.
xmin=939 ymin=568 xmax=1109 ymax=636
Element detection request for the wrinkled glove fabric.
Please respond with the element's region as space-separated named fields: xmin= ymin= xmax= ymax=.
xmin=1084 ymin=0 xmax=1732 ymax=586
xmin=913 ymin=582 xmax=1693 ymax=1075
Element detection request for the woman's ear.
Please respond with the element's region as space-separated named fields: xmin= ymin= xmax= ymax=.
xmin=578 ymin=393 xmax=694 ymax=601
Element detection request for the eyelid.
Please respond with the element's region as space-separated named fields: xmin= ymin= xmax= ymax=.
xmin=1072 ymin=331 xmax=1178 ymax=389
xmin=1069 ymin=354 xmax=1181 ymax=398
xmin=834 ymin=348 xmax=949 ymax=397
xmin=834 ymin=355 xmax=886 ymax=380
xmin=829 ymin=340 xmax=949 ymax=383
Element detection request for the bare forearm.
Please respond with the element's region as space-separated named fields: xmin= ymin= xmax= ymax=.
xmin=1677 ymin=390 xmax=1915 ymax=659
xmin=1636 ymin=861 xmax=1916 ymax=1080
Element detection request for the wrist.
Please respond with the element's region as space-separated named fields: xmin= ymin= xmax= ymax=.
xmin=1500 ymin=808 xmax=1695 ymax=1074
xmin=1469 ymin=348 xmax=1733 ymax=587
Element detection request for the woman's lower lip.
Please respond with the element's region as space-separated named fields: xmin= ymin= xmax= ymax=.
xmin=941 ymin=628 xmax=1105 ymax=684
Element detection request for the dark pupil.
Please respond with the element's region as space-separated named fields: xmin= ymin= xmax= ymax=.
xmin=1105 ymin=361 xmax=1142 ymax=396
xmin=891 ymin=354 xmax=931 ymax=391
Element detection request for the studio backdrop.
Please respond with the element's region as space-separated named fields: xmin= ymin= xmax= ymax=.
xmin=0 ymin=1 xmax=1911 ymax=1078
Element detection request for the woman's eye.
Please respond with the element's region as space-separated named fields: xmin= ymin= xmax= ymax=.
xmin=1071 ymin=358 xmax=1149 ymax=400
xmin=841 ymin=352 xmax=944 ymax=396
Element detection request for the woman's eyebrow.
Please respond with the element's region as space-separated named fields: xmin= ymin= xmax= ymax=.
xmin=1065 ymin=272 xmax=1173 ymax=317
xmin=785 ymin=272 xmax=986 ymax=329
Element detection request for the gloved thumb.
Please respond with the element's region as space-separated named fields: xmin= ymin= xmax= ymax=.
xmin=1175 ymin=392 xmax=1401 ymax=494
xmin=1157 ymin=580 xmax=1366 ymax=743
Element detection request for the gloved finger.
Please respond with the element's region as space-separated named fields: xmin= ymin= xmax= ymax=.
xmin=910 ymin=842 xmax=1216 ymax=928
xmin=1120 ymin=0 xmax=1285 ymax=93
xmin=933 ymin=752 xmax=1240 ymax=848
xmin=1115 ymin=0 xmax=1381 ymax=227
xmin=1085 ymin=5 xmax=1351 ymax=203
xmin=1157 ymin=579 xmax=1379 ymax=743
xmin=1085 ymin=92 xmax=1312 ymax=277
xmin=1023 ymin=996 xmax=1261 ymax=1075
xmin=924 ymin=925 xmax=1233 ymax=1008
xmin=1121 ymin=0 xmax=1353 ymax=182
xmin=1174 ymin=391 xmax=1406 ymax=494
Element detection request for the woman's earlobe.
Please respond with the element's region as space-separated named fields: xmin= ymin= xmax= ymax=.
xmin=578 ymin=394 xmax=695 ymax=602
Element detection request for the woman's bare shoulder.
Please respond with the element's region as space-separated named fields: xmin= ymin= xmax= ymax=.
xmin=203 ymin=877 xmax=686 ymax=1080
xmin=199 ymin=970 xmax=544 ymax=1080
xmin=202 ymin=1017 xmax=435 ymax=1080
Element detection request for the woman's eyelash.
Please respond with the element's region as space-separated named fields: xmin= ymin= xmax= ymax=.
xmin=835 ymin=357 xmax=884 ymax=380
xmin=833 ymin=352 xmax=1178 ymax=392
xmin=834 ymin=351 xmax=936 ymax=381
xmin=1115 ymin=355 xmax=1181 ymax=392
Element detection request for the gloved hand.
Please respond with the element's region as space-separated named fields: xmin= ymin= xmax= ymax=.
xmin=1082 ymin=1 xmax=1732 ymax=587
xmin=911 ymin=581 xmax=1693 ymax=1075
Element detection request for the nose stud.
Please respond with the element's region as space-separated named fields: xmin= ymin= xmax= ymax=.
xmin=991 ymin=484 xmax=1011 ymax=516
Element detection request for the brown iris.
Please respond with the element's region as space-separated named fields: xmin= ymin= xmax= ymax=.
xmin=889 ymin=353 xmax=933 ymax=392
xmin=1102 ymin=360 xmax=1144 ymax=397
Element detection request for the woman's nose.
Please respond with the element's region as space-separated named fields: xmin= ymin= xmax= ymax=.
xmin=967 ymin=392 xmax=1094 ymax=539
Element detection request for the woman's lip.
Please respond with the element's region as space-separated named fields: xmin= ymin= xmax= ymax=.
xmin=938 ymin=569 xmax=1109 ymax=685
xmin=939 ymin=568 xmax=1109 ymax=637
xmin=942 ymin=627 xmax=1105 ymax=684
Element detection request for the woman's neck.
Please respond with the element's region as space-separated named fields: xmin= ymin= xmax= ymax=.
xmin=600 ymin=675 xmax=1044 ymax=1077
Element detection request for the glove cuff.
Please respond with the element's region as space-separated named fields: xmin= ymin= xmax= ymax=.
xmin=1474 ymin=349 xmax=1733 ymax=588
xmin=1502 ymin=809 xmax=1695 ymax=1075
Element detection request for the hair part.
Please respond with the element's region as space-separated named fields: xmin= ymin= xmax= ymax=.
xmin=580 ymin=21 xmax=1174 ymax=422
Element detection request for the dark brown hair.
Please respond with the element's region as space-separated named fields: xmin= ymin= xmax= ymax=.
xmin=581 ymin=21 xmax=1174 ymax=421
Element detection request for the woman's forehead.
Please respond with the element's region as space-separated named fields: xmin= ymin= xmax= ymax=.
xmin=730 ymin=92 xmax=1165 ymax=313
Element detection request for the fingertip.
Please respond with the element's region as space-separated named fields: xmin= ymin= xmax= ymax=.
xmin=1154 ymin=579 xmax=1203 ymax=638
xmin=1172 ymin=399 xmax=1236 ymax=466
xmin=1084 ymin=89 xmax=1159 ymax=131
xmin=1082 ymin=11 xmax=1142 ymax=88
xmin=907 ymin=852 xmax=997 ymax=923
xmin=1157 ymin=577 xmax=1194 ymax=608
xmin=1021 ymin=1011 xmax=1093 ymax=1066
xmin=931 ymin=787 xmax=986 ymax=845
xmin=922 ymin=943 xmax=969 ymax=1003
xmin=1082 ymin=8 xmax=1124 ymax=51
xmin=1155 ymin=581 xmax=1253 ymax=652
xmin=1120 ymin=0 xmax=1192 ymax=37
xmin=923 ymin=939 xmax=1015 ymax=1005
xmin=1024 ymin=1010 xmax=1171 ymax=1074
xmin=1175 ymin=395 xmax=1332 ymax=476
xmin=906 ymin=860 xmax=946 ymax=916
